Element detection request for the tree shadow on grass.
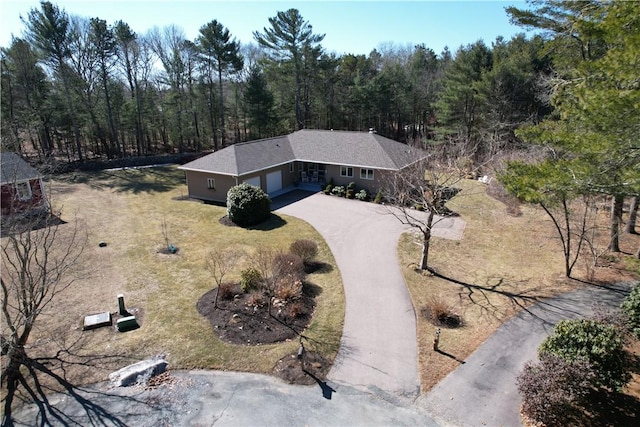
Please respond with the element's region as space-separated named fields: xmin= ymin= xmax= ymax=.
xmin=428 ymin=270 xmax=545 ymax=321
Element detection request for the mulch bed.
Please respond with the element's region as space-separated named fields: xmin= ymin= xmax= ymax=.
xmin=196 ymin=284 xmax=316 ymax=346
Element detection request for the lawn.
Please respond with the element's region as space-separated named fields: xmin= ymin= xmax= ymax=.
xmin=398 ymin=179 xmax=640 ymax=392
xmin=26 ymin=166 xmax=344 ymax=386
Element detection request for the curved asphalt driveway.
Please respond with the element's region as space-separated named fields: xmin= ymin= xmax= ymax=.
xmin=277 ymin=192 xmax=465 ymax=399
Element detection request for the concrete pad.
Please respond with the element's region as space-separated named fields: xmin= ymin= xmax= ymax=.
xmin=82 ymin=312 xmax=112 ymax=330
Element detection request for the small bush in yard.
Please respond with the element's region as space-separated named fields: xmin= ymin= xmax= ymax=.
xmin=240 ymin=267 xmax=263 ymax=292
xmin=246 ymin=290 xmax=265 ymax=307
xmin=274 ymin=278 xmax=303 ymax=301
xmin=539 ymin=319 xmax=630 ymax=390
xmin=422 ymin=295 xmax=463 ymax=328
xmin=346 ymin=189 xmax=355 ymax=199
xmin=289 ymin=239 xmax=318 ymax=263
xmin=273 ymin=253 xmax=305 ymax=282
xmin=218 ymin=282 xmax=236 ymax=300
xmin=620 ymin=283 xmax=640 ymax=339
xmin=373 ymin=188 xmax=383 ymax=204
xmin=355 ymin=189 xmax=369 ymax=201
xmin=286 ymin=301 xmax=308 ymax=318
xmin=517 ymin=354 xmax=596 ymax=426
xmin=226 ymin=183 xmax=271 ymax=226
xmin=323 ymin=184 xmax=333 ymax=194
xmin=331 ymin=186 xmax=346 ymax=197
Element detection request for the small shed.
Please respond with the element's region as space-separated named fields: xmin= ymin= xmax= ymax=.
xmin=1 ymin=152 xmax=49 ymax=217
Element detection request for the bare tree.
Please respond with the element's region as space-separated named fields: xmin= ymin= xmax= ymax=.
xmin=384 ymin=141 xmax=473 ymax=271
xmin=206 ymin=247 xmax=242 ymax=308
xmin=1 ymin=213 xmax=86 ymax=425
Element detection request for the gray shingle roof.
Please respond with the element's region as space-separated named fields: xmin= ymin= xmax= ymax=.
xmin=179 ymin=130 xmax=425 ymax=176
xmin=1 ymin=152 xmax=42 ymax=184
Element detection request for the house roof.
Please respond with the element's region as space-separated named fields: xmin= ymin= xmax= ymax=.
xmin=1 ymin=152 xmax=42 ymax=184
xmin=179 ymin=130 xmax=425 ymax=177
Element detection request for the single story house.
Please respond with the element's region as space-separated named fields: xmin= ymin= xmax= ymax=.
xmin=1 ymin=152 xmax=49 ymax=217
xmin=178 ymin=129 xmax=427 ymax=204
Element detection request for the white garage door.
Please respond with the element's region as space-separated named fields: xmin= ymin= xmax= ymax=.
xmin=266 ymin=170 xmax=282 ymax=193
xmin=243 ymin=176 xmax=261 ymax=188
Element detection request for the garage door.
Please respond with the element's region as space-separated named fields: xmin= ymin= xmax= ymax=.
xmin=266 ymin=170 xmax=282 ymax=193
xmin=243 ymin=176 xmax=261 ymax=188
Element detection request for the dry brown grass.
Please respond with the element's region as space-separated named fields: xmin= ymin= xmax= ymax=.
xmin=399 ymin=179 xmax=640 ymax=392
xmin=15 ymin=166 xmax=344 ymax=388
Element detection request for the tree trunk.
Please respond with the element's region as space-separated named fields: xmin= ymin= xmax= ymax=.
xmin=59 ymin=63 xmax=83 ymax=162
xmin=218 ymin=67 xmax=226 ymax=147
xmin=101 ymin=62 xmax=121 ymax=157
xmin=420 ymin=210 xmax=435 ymax=270
xmin=609 ymin=194 xmax=623 ymax=252
xmin=625 ymin=195 xmax=638 ymax=234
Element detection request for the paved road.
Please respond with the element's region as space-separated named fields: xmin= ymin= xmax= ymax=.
xmin=277 ymin=192 xmax=465 ymax=399
xmin=11 ymin=371 xmax=439 ymax=427
xmin=417 ymin=281 xmax=634 ymax=427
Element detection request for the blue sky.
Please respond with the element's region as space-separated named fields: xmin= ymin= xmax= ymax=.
xmin=0 ymin=0 xmax=531 ymax=55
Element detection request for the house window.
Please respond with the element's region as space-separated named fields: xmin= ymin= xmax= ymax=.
xmin=340 ymin=166 xmax=353 ymax=178
xmin=360 ymin=169 xmax=374 ymax=180
xmin=15 ymin=182 xmax=32 ymax=200
xmin=289 ymin=163 xmax=294 ymax=173
xmin=207 ymin=178 xmax=215 ymax=190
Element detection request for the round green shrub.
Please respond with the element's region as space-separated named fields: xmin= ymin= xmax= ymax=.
xmin=240 ymin=267 xmax=263 ymax=293
xmin=226 ymin=183 xmax=271 ymax=226
xmin=538 ymin=319 xmax=630 ymax=390
xmin=620 ymin=282 xmax=640 ymax=339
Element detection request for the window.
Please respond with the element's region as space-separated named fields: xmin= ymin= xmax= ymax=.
xmin=340 ymin=166 xmax=353 ymax=178
xmin=15 ymin=182 xmax=32 ymax=200
xmin=289 ymin=163 xmax=294 ymax=173
xmin=207 ymin=178 xmax=215 ymax=190
xmin=360 ymin=169 xmax=374 ymax=180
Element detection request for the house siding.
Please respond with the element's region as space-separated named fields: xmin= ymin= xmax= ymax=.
xmin=1 ymin=178 xmax=47 ymax=216
xmin=324 ymin=165 xmax=386 ymax=194
xmin=184 ymin=171 xmax=237 ymax=203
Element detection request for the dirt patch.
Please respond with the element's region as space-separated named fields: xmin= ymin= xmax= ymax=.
xmin=273 ymin=351 xmax=331 ymax=385
xmin=196 ymin=284 xmax=317 ymax=346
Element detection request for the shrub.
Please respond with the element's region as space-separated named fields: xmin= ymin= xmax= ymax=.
xmin=422 ymin=295 xmax=463 ymax=328
xmin=355 ymin=189 xmax=369 ymax=201
xmin=331 ymin=186 xmax=346 ymax=197
xmin=373 ymin=188 xmax=383 ymax=204
xmin=240 ymin=267 xmax=263 ymax=293
xmin=620 ymin=283 xmax=640 ymax=339
xmin=226 ymin=183 xmax=271 ymax=226
xmin=286 ymin=301 xmax=308 ymax=318
xmin=539 ymin=319 xmax=630 ymax=390
xmin=246 ymin=290 xmax=265 ymax=307
xmin=517 ymin=354 xmax=596 ymax=426
xmin=323 ymin=184 xmax=333 ymax=194
xmin=346 ymin=189 xmax=355 ymax=199
xmin=218 ymin=282 xmax=236 ymax=301
xmin=347 ymin=181 xmax=356 ymax=190
xmin=272 ymin=253 xmax=305 ymax=282
xmin=289 ymin=239 xmax=318 ymax=262
xmin=274 ymin=278 xmax=303 ymax=301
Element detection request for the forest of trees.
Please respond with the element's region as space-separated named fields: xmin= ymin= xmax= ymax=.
xmin=1 ymin=1 xmax=556 ymax=163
